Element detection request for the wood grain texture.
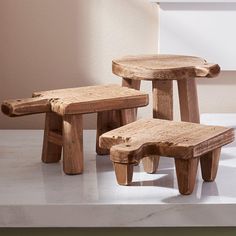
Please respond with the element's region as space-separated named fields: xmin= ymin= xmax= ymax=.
xmin=175 ymin=158 xmax=199 ymax=195
xmin=100 ymin=119 xmax=234 ymax=164
xmin=1 ymin=97 xmax=50 ymax=117
xmin=113 ymin=163 xmax=134 ymax=186
xmin=2 ymin=84 xmax=149 ymax=116
xmin=63 ymin=114 xmax=83 ymax=175
xmin=42 ymin=112 xmax=62 ymax=163
xmin=113 ymin=55 xmax=220 ymax=80
xmin=96 ymin=110 xmax=121 ymax=155
xmin=178 ymin=78 xmax=200 ymax=123
xmin=152 ymin=80 xmax=173 ymax=120
xmin=121 ymin=78 xmax=141 ymax=122
xmin=200 ymin=148 xmax=221 ymax=182
xmin=142 ymin=80 xmax=173 ymax=173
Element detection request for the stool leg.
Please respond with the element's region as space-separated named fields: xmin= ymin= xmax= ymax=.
xmin=175 ymin=158 xmax=199 ymax=195
xmin=63 ymin=114 xmax=83 ymax=175
xmin=96 ymin=110 xmax=121 ymax=155
xmin=113 ymin=162 xmax=134 ymax=186
xmin=200 ymin=148 xmax=221 ymax=182
xmin=42 ymin=112 xmax=62 ymax=163
xmin=143 ymin=80 xmax=173 ymax=174
xmin=177 ymin=78 xmax=200 ymax=123
xmin=152 ymin=80 xmax=173 ymax=120
xmin=122 ymin=78 xmax=141 ymax=120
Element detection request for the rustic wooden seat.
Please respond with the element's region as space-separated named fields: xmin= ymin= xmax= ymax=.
xmin=1 ymin=84 xmax=148 ymax=175
xmin=99 ymin=118 xmax=234 ymax=195
xmin=112 ymin=54 xmax=221 ymax=174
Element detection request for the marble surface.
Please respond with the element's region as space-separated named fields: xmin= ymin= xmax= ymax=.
xmin=0 ymin=115 xmax=236 ymax=227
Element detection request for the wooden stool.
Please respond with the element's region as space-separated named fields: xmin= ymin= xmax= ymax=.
xmin=99 ymin=119 xmax=234 ymax=195
xmin=112 ymin=54 xmax=221 ymax=174
xmin=1 ymin=84 xmax=148 ymax=175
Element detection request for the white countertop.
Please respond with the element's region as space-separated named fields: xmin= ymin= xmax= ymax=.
xmin=0 ymin=114 xmax=236 ymax=227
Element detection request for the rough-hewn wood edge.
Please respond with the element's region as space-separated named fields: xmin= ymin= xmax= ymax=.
xmin=112 ymin=59 xmax=220 ymax=80
xmin=1 ymin=98 xmax=51 ymax=117
xmin=51 ymin=95 xmax=149 ymax=116
xmin=193 ymin=128 xmax=235 ymax=157
xmin=195 ymin=63 xmax=221 ymax=78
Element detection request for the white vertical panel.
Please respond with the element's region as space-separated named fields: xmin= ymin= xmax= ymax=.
xmin=159 ymin=3 xmax=236 ymax=70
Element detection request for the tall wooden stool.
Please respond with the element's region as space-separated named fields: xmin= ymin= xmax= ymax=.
xmin=112 ymin=55 xmax=220 ymax=173
xmin=1 ymin=84 xmax=148 ymax=175
xmin=99 ymin=119 xmax=234 ymax=195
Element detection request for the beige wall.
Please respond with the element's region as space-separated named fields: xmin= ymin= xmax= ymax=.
xmin=0 ymin=0 xmax=158 ymax=129
xmin=0 ymin=0 xmax=236 ymax=130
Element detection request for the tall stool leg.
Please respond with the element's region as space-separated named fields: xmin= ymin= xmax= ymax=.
xmin=175 ymin=157 xmax=199 ymax=195
xmin=200 ymin=148 xmax=221 ymax=182
xmin=122 ymin=78 xmax=141 ymax=120
xmin=42 ymin=112 xmax=62 ymax=163
xmin=63 ymin=114 xmax=83 ymax=175
xmin=143 ymin=80 xmax=173 ymax=174
xmin=96 ymin=110 xmax=121 ymax=155
xmin=177 ymin=78 xmax=200 ymax=123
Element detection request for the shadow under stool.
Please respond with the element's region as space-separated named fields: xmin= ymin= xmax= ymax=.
xmin=112 ymin=54 xmax=221 ymax=173
xmin=1 ymin=84 xmax=148 ymax=175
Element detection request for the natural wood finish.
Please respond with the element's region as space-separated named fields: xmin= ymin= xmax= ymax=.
xmin=63 ymin=115 xmax=83 ymax=175
xmin=152 ymin=80 xmax=173 ymax=120
xmin=100 ymin=119 xmax=234 ymax=163
xmin=42 ymin=112 xmax=62 ymax=163
xmin=113 ymin=55 xmax=220 ymax=80
xmin=1 ymin=97 xmax=50 ymax=117
xmin=121 ymin=78 xmax=141 ymax=121
xmin=143 ymin=80 xmax=173 ymax=173
xmin=96 ymin=110 xmax=121 ymax=155
xmin=178 ymin=78 xmax=200 ymax=123
xmin=175 ymin=158 xmax=199 ymax=195
xmin=100 ymin=119 xmax=234 ymax=194
xmin=2 ymin=84 xmax=148 ymax=116
xmin=113 ymin=163 xmax=134 ymax=186
xmin=142 ymin=156 xmax=159 ymax=174
xmin=200 ymin=148 xmax=221 ymax=182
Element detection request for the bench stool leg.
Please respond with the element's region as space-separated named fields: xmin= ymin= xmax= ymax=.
xmin=96 ymin=110 xmax=121 ymax=155
xmin=200 ymin=148 xmax=221 ymax=182
xmin=143 ymin=80 xmax=173 ymax=174
xmin=42 ymin=112 xmax=62 ymax=163
xmin=63 ymin=114 xmax=83 ymax=175
xmin=175 ymin=158 xmax=199 ymax=195
xmin=113 ymin=162 xmax=134 ymax=186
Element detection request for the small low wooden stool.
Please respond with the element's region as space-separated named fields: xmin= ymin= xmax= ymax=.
xmin=1 ymin=84 xmax=148 ymax=175
xmin=99 ymin=119 xmax=234 ymax=195
xmin=113 ymin=54 xmax=221 ymax=174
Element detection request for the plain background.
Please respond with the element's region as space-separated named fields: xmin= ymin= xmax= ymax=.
xmin=1 ymin=0 xmax=236 ymax=130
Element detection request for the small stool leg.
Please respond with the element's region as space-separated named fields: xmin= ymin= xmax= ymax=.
xmin=113 ymin=162 xmax=134 ymax=186
xmin=42 ymin=112 xmax=62 ymax=163
xmin=175 ymin=158 xmax=199 ymax=195
xmin=122 ymin=78 xmax=141 ymax=120
xmin=200 ymin=148 xmax=221 ymax=182
xmin=63 ymin=114 xmax=83 ymax=175
xmin=96 ymin=110 xmax=121 ymax=155
xmin=177 ymin=78 xmax=200 ymax=123
xmin=143 ymin=80 xmax=173 ymax=174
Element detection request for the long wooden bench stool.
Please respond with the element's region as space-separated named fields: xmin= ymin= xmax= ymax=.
xmin=99 ymin=118 xmax=234 ymax=195
xmin=1 ymin=84 xmax=148 ymax=175
xmin=112 ymin=54 xmax=221 ymax=174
